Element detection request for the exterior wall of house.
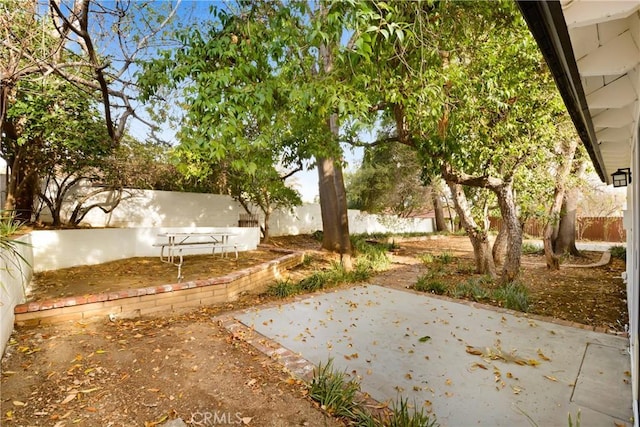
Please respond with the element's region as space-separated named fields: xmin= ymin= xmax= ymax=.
xmin=629 ymin=127 xmax=640 ymax=418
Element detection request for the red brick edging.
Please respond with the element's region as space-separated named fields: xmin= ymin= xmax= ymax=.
xmin=14 ymin=250 xmax=305 ymax=326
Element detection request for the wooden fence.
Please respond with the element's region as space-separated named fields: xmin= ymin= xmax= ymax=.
xmin=489 ymin=217 xmax=626 ymax=242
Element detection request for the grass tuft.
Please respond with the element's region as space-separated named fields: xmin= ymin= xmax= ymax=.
xmin=610 ymin=245 xmax=626 ymax=261
xmin=308 ymin=359 xmax=360 ymax=419
xmin=414 ymin=275 xmax=447 ymax=295
xmin=308 ymin=360 xmax=438 ymax=426
xmin=450 ymin=277 xmax=490 ymax=301
xmin=437 ymin=251 xmax=454 ymax=264
xmin=522 ymin=242 xmax=542 ymax=255
xmin=493 ymin=281 xmax=530 ymax=312
xmin=267 ymin=279 xmax=298 ymax=298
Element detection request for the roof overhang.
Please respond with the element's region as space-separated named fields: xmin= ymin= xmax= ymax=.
xmin=517 ymin=0 xmax=640 ymax=184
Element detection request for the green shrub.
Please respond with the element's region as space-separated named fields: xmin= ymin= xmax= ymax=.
xmin=415 ymin=275 xmax=447 ymax=295
xmin=610 ymin=245 xmax=626 ymax=261
xmin=521 ymin=242 xmax=542 ymax=255
xmin=267 ymin=279 xmax=298 ymax=298
xmin=493 ymin=282 xmax=529 ymax=312
xmin=308 ymin=359 xmax=360 ymax=419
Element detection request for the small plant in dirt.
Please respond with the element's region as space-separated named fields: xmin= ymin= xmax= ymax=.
xmin=568 ymin=410 xmax=581 ymax=427
xmin=610 ymin=245 xmax=626 ymax=261
xmin=456 ymin=261 xmax=476 ymax=274
xmin=356 ymin=398 xmax=438 ymax=426
xmin=298 ymin=272 xmax=328 ymax=292
xmin=308 ymin=359 xmax=360 ymax=418
xmin=522 ymin=242 xmax=542 ymax=255
xmin=493 ymin=281 xmax=529 ymax=312
xmin=302 ymin=254 xmax=315 ymax=267
xmin=450 ymin=277 xmax=490 ymax=301
xmin=418 ymin=253 xmax=434 ymax=264
xmin=437 ymin=251 xmax=454 ymax=264
xmin=415 ymin=275 xmax=447 ymax=295
xmin=267 ymin=279 xmax=298 ymax=298
xmin=308 ymin=360 xmax=439 ymax=426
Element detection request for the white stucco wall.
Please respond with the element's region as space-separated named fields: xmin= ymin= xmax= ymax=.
xmin=1 ymin=234 xmax=33 ymax=355
xmin=40 ymin=189 xmax=435 ymax=237
xmin=29 ymin=227 xmax=260 ymax=272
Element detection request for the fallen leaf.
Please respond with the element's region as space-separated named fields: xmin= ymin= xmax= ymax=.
xmin=405 ymin=373 xmax=412 ymax=380
xmin=526 ymin=359 xmax=540 ymax=367
xmin=470 ymin=362 xmax=488 ymax=370
xmin=445 ymin=378 xmax=452 ymax=386
xmin=466 ymin=346 xmax=483 ymax=356
xmin=60 ymin=393 xmax=77 ymax=405
xmin=12 ymin=401 xmax=25 ymax=407
xmin=544 ymin=375 xmax=558 ymax=382
xmin=418 ymin=336 xmax=431 ymax=343
xmin=536 ymin=349 xmax=551 ymax=361
xmin=511 ymin=385 xmax=522 ymax=394
xmin=444 ymin=391 xmax=454 ymax=397
xmin=241 ymin=417 xmax=252 ymax=424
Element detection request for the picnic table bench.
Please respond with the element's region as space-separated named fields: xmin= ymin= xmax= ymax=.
xmin=154 ymin=232 xmax=239 ymax=281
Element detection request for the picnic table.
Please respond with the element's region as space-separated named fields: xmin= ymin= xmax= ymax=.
xmin=154 ymin=231 xmax=238 ymax=281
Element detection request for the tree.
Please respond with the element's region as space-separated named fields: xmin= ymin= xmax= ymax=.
xmin=139 ymin=1 xmax=356 ymax=266
xmin=228 ymin=150 xmax=303 ymax=242
xmin=346 ymin=0 xmax=567 ymax=283
xmin=1 ymin=0 xmax=181 ymax=217
xmin=347 ymin=134 xmax=433 ymax=217
xmin=2 ymin=75 xmax=111 ymax=223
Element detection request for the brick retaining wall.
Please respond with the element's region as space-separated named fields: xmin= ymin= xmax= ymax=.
xmin=14 ymin=249 xmax=304 ymax=326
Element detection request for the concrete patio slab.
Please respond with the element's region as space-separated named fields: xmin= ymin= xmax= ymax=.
xmin=235 ymin=285 xmax=632 ymax=426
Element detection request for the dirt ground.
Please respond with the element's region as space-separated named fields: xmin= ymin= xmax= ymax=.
xmin=1 ymin=234 xmax=628 ymax=426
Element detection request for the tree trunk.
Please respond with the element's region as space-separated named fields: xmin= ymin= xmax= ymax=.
xmin=555 ymin=160 xmax=587 ymax=256
xmin=494 ymin=182 xmax=522 ymax=284
xmin=315 ymin=32 xmax=352 ymax=270
xmin=262 ymin=209 xmax=271 ymax=243
xmin=448 ymin=182 xmax=496 ymax=278
xmin=542 ymin=138 xmax=579 ymax=269
xmin=432 ymin=190 xmax=447 ymax=232
xmin=3 ymin=146 xmax=38 ymax=223
xmin=331 ymin=148 xmax=353 ymax=271
xmin=317 ymin=157 xmax=341 ymax=251
xmin=492 ymin=221 xmax=508 ymax=265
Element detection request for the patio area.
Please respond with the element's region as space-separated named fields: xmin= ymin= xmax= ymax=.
xmin=231 ymin=284 xmax=632 ymax=426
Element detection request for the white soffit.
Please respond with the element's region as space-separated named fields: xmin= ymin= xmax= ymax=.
xmin=562 ymin=1 xmax=640 ymax=28
xmin=561 ymin=0 xmax=640 ymax=180
xmin=586 ymin=75 xmax=638 ymax=109
xmin=596 ymin=125 xmax=633 ymax=142
xmin=592 ymin=103 xmax=637 ymax=128
xmin=576 ymin=31 xmax=639 ymax=76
